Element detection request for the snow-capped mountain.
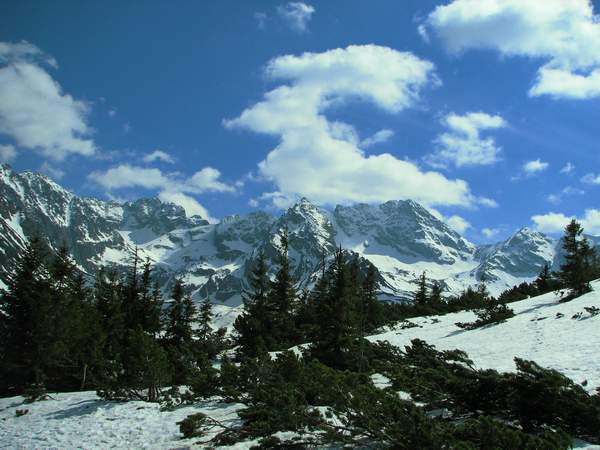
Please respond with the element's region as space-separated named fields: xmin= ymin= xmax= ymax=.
xmin=0 ymin=165 xmax=578 ymax=303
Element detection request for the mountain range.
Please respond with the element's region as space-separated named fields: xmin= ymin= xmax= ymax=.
xmin=0 ymin=164 xmax=580 ymax=305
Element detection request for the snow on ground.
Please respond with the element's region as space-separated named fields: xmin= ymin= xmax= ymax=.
xmin=2 ymin=283 xmax=600 ymax=449
xmin=370 ymin=280 xmax=600 ymax=393
xmin=0 ymin=392 xmax=244 ymax=450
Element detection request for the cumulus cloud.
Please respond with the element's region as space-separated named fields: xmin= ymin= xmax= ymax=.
xmin=0 ymin=40 xmax=56 ymax=67
xmin=482 ymin=227 xmax=500 ymax=239
xmin=88 ymin=164 xmax=235 ymax=220
xmin=158 ymin=191 xmax=214 ymax=222
xmin=0 ymin=144 xmax=16 ymax=163
xmin=446 ymin=215 xmax=471 ymax=234
xmin=546 ymin=186 xmax=585 ymax=205
xmin=360 ymin=129 xmax=394 ymax=148
xmin=582 ymin=173 xmax=600 ymax=184
xmin=523 ymin=159 xmax=549 ymax=175
xmin=421 ymin=0 xmax=600 ymax=99
xmin=143 ymin=149 xmax=175 ymax=164
xmin=0 ymin=41 xmax=95 ymax=160
xmin=532 ymin=209 xmax=600 ymax=234
xmin=427 ymin=112 xmax=506 ymax=168
xmin=277 ymin=2 xmax=315 ymax=32
xmin=39 ymin=162 xmax=65 ymax=180
xmin=88 ymin=164 xmax=234 ymax=194
xmin=561 ymin=162 xmax=575 ymax=174
xmin=225 ymin=45 xmax=492 ymax=209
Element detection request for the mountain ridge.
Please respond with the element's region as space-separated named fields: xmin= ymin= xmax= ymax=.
xmin=0 ymin=164 xmax=576 ymax=303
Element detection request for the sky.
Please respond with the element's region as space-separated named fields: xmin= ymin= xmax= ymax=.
xmin=2 ymin=0 xmax=600 ymax=243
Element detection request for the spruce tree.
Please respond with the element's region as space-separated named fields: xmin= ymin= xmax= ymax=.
xmin=268 ymin=228 xmax=297 ymax=348
xmin=559 ymin=220 xmax=594 ymax=297
xmin=94 ymin=267 xmax=125 ymax=383
xmin=0 ymin=237 xmax=50 ymax=395
xmin=361 ymin=263 xmax=382 ymax=332
xmin=311 ymin=248 xmax=359 ymax=369
xmin=164 ymin=278 xmax=196 ymax=385
xmin=414 ymin=271 xmax=428 ymax=305
xmin=234 ymin=251 xmax=270 ymax=356
xmin=429 ymin=281 xmax=444 ymax=308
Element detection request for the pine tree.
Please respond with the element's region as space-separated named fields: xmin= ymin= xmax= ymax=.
xmin=429 ymin=281 xmax=444 ymax=308
xmin=164 ymin=279 xmax=196 ymax=384
xmin=311 ymin=248 xmax=359 ymax=369
xmin=197 ymin=297 xmax=225 ymax=359
xmin=0 ymin=237 xmax=50 ymax=395
xmin=534 ymin=263 xmax=558 ymax=295
xmin=559 ymin=220 xmax=593 ymax=297
xmin=121 ymin=325 xmax=170 ymax=402
xmin=414 ymin=271 xmax=428 ymax=305
xmin=94 ymin=267 xmax=125 ymax=383
xmin=268 ymin=227 xmax=297 ymax=347
xmin=137 ymin=259 xmax=162 ymax=336
xmin=361 ymin=263 xmax=382 ymax=332
xmin=234 ymin=251 xmax=271 ymax=356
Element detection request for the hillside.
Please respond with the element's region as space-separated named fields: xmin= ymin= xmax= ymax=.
xmin=2 ymin=283 xmax=600 ymax=449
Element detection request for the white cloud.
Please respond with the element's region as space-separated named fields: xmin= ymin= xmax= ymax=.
xmin=582 ymin=173 xmax=600 ymax=184
xmin=187 ymin=167 xmax=234 ymax=193
xmin=0 ymin=40 xmax=56 ymax=67
xmin=427 ymin=111 xmax=506 ymax=168
xmin=143 ymin=149 xmax=175 ymax=164
xmin=0 ymin=41 xmax=95 ymax=160
xmin=546 ymin=186 xmax=585 ymax=205
xmin=108 ymin=108 xmax=116 ymax=118
xmin=89 ymin=165 xmax=169 ymax=190
xmin=88 ymin=164 xmax=234 ymax=194
xmin=89 ymin=164 xmax=235 ymax=221
xmin=277 ymin=2 xmax=315 ymax=32
xmin=254 ymin=12 xmax=268 ymax=29
xmin=560 ymin=162 xmax=575 ymax=174
xmin=225 ymin=45 xmax=491 ymax=209
xmin=482 ymin=227 xmax=500 ymax=239
xmin=0 ymin=144 xmax=16 ymax=163
xmin=477 ymin=197 xmax=498 ymax=208
xmin=523 ymin=159 xmax=549 ymax=174
xmin=360 ymin=129 xmax=394 ymax=148
xmin=446 ymin=215 xmax=471 ymax=234
xmin=38 ymin=162 xmax=65 ymax=180
xmin=422 ymin=0 xmax=600 ymax=99
xmin=532 ymin=209 xmax=600 ymax=234
xmin=158 ymin=191 xmax=214 ymax=222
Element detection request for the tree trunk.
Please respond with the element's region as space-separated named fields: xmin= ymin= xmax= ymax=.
xmin=80 ymin=364 xmax=88 ymax=391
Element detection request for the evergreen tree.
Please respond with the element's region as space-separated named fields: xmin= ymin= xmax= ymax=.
xmin=535 ymin=263 xmax=553 ymax=294
xmin=311 ymin=248 xmax=360 ymax=369
xmin=94 ymin=267 xmax=125 ymax=383
xmin=429 ymin=281 xmax=444 ymax=307
xmin=0 ymin=237 xmax=50 ymax=395
xmin=268 ymin=227 xmax=297 ymax=347
xmin=120 ymin=325 xmax=171 ymax=402
xmin=361 ymin=263 xmax=382 ymax=332
xmin=559 ymin=220 xmax=594 ymax=297
xmin=197 ymin=297 xmax=225 ymax=359
xmin=137 ymin=259 xmax=162 ymax=336
xmin=234 ymin=251 xmax=272 ymax=356
xmin=414 ymin=271 xmax=428 ymax=305
xmin=164 ymin=278 xmax=196 ymax=385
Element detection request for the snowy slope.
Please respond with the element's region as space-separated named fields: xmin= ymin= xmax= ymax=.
xmin=370 ymin=280 xmax=600 ymax=393
xmin=2 ymin=284 xmax=600 ymax=449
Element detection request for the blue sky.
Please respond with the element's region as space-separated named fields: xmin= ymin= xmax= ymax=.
xmin=2 ymin=0 xmax=600 ymax=242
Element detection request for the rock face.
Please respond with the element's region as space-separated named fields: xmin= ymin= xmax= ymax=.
xmin=0 ymin=165 xmax=579 ymax=303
